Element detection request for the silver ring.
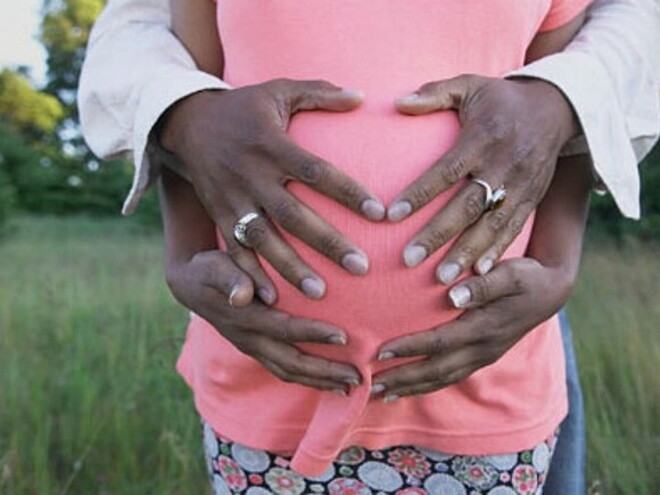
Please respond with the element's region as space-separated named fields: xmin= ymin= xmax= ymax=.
xmin=233 ymin=212 xmax=261 ymax=248
xmin=471 ymin=178 xmax=507 ymax=211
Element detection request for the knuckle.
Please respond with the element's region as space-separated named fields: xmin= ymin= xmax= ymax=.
xmin=338 ymin=180 xmax=365 ymax=209
xmin=485 ymin=210 xmax=509 ymax=233
xmin=274 ymin=315 xmax=294 ymax=342
xmin=244 ymin=219 xmax=269 ymax=248
xmin=424 ymin=227 xmax=452 ymax=250
xmin=464 ymin=190 xmax=486 ymax=223
xmin=271 ymin=200 xmax=302 ymax=229
xmin=296 ymin=157 xmax=328 ymax=184
xmin=409 ymin=183 xmax=436 ymax=208
xmin=316 ymin=233 xmax=343 ymax=258
xmin=507 ymin=212 xmax=527 ymax=239
xmin=428 ymin=333 xmax=451 ymax=356
xmin=440 ymin=158 xmax=466 ymax=186
xmin=469 ymin=277 xmax=491 ymax=303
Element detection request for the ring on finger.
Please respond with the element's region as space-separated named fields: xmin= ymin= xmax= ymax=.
xmin=471 ymin=178 xmax=507 ymax=211
xmin=233 ymin=212 xmax=261 ymax=248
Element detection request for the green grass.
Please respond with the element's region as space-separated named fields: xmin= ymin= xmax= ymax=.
xmin=0 ymin=216 xmax=658 ymax=494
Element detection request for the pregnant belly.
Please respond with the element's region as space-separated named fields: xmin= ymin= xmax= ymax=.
xmin=256 ymin=102 xmax=530 ymax=364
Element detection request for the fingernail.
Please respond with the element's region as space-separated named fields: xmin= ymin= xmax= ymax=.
xmin=344 ymin=376 xmax=361 ymax=386
xmin=383 ymin=393 xmax=400 ymax=403
xmin=301 ymin=278 xmax=326 ymax=299
xmin=327 ymin=334 xmax=347 ymax=345
xmin=477 ymin=258 xmax=494 ymax=275
xmin=341 ymin=252 xmax=369 ymax=275
xmin=340 ymin=89 xmax=365 ymax=100
xmin=332 ymin=388 xmax=348 ymax=397
xmin=449 ymin=285 xmax=471 ymax=308
xmin=378 ymin=351 xmax=396 ymax=361
xmin=437 ymin=262 xmax=461 ymax=284
xmin=361 ymin=199 xmax=385 ymax=221
xmin=228 ymin=286 xmax=240 ymax=307
xmin=403 ymin=245 xmax=427 ymax=268
xmin=396 ymin=94 xmax=419 ymax=105
xmin=388 ymin=201 xmax=412 ymax=222
xmin=257 ymin=288 xmax=276 ymax=306
xmin=371 ymin=383 xmax=386 ymax=395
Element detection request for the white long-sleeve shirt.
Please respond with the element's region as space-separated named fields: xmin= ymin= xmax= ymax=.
xmin=78 ymin=0 xmax=659 ymax=218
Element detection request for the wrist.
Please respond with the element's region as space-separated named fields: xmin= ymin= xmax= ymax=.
xmin=515 ymin=78 xmax=582 ymax=145
xmin=154 ymin=89 xmax=224 ymax=156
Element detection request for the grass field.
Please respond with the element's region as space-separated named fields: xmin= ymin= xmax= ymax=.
xmin=0 ymin=216 xmax=658 ymax=494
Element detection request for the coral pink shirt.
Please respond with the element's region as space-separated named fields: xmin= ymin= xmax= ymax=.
xmin=177 ymin=0 xmax=591 ymax=476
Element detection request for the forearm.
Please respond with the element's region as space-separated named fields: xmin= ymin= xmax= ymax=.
xmin=158 ymin=166 xmax=217 ymax=266
xmin=527 ymin=154 xmax=593 ymax=282
xmin=509 ymin=0 xmax=660 ymax=219
xmin=78 ymin=0 xmax=229 ymax=214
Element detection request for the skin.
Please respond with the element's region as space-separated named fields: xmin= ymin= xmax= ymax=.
xmin=160 ymin=0 xmax=589 ymax=392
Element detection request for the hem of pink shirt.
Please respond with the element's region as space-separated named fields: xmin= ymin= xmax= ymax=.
xmin=179 ymin=356 xmax=567 ymax=477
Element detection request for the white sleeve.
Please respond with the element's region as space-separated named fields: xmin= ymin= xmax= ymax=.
xmin=77 ymin=0 xmax=230 ymax=214
xmin=508 ymin=0 xmax=660 ymax=219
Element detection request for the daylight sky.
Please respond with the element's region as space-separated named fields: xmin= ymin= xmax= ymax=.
xmin=0 ymin=0 xmax=47 ymax=84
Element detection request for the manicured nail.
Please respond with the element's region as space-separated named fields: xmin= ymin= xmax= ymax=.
xmin=388 ymin=201 xmax=412 ymax=222
xmin=301 ymin=278 xmax=326 ymax=299
xmin=327 ymin=334 xmax=347 ymax=345
xmin=257 ymin=288 xmax=276 ymax=306
xmin=437 ymin=262 xmax=461 ymax=284
xmin=403 ymin=245 xmax=427 ymax=268
xmin=228 ymin=286 xmax=240 ymax=307
xmin=449 ymin=285 xmax=471 ymax=308
xmin=383 ymin=393 xmax=400 ymax=403
xmin=371 ymin=383 xmax=386 ymax=395
xmin=332 ymin=388 xmax=348 ymax=397
xmin=378 ymin=351 xmax=396 ymax=361
xmin=341 ymin=252 xmax=369 ymax=275
xmin=477 ymin=258 xmax=494 ymax=275
xmin=396 ymin=94 xmax=419 ymax=105
xmin=361 ymin=199 xmax=386 ymax=221
xmin=344 ymin=376 xmax=361 ymax=386
xmin=341 ymin=89 xmax=365 ymax=100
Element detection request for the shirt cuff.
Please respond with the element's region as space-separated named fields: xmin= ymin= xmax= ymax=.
xmin=507 ymin=51 xmax=641 ymax=219
xmin=122 ymin=70 xmax=231 ymax=215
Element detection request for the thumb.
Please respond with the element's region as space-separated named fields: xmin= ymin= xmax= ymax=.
xmin=285 ymin=79 xmax=364 ymax=113
xmin=195 ymin=251 xmax=255 ymax=308
xmin=447 ymin=259 xmax=523 ymax=309
xmin=395 ymin=74 xmax=477 ymax=115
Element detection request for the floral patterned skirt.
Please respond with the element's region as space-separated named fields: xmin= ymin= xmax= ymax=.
xmin=203 ymin=422 xmax=558 ymax=495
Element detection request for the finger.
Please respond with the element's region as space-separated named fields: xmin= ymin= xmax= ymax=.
xmin=373 ymin=359 xmax=477 ymax=400
xmin=473 ymin=201 xmax=535 ymax=276
xmin=401 ymin=172 xmax=505 ymax=274
xmin=395 ymin=74 xmax=478 ymax=115
xmin=279 ymin=79 xmax=365 ymax=113
xmin=273 ymin=135 xmax=385 ymax=221
xmin=447 ymin=260 xmax=524 ymax=310
xmin=376 ymin=320 xmax=472 ymax=361
xmin=191 ymin=250 xmax=256 ymax=308
xmin=214 ymin=213 xmax=279 ymax=305
xmin=216 ymin=198 xmax=328 ymax=300
xmin=252 ymin=340 xmax=361 ymax=389
xmin=263 ymin=186 xmax=370 ymax=275
xmin=387 ymin=126 xmax=487 ymax=223
xmin=259 ymin=356 xmax=352 ymax=394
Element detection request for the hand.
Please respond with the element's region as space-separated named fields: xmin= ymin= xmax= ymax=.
xmin=165 ymin=248 xmax=362 ymax=393
xmin=158 ymin=79 xmax=385 ymax=301
xmin=371 ymin=257 xmax=574 ymax=401
xmin=390 ymin=75 xmax=580 ymax=283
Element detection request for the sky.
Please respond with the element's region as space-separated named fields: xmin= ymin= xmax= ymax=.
xmin=0 ymin=0 xmax=47 ymax=84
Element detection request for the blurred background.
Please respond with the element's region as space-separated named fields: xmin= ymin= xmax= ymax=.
xmin=0 ymin=1 xmax=658 ymax=493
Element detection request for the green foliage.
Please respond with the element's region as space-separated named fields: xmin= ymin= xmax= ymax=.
xmin=0 ymin=68 xmax=64 ymax=136
xmin=588 ymin=142 xmax=660 ymax=240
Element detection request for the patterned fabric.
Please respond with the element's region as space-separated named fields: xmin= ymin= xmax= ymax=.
xmin=203 ymin=422 xmax=558 ymax=495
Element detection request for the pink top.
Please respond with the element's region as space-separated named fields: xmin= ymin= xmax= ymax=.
xmin=177 ymin=0 xmax=591 ymax=476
